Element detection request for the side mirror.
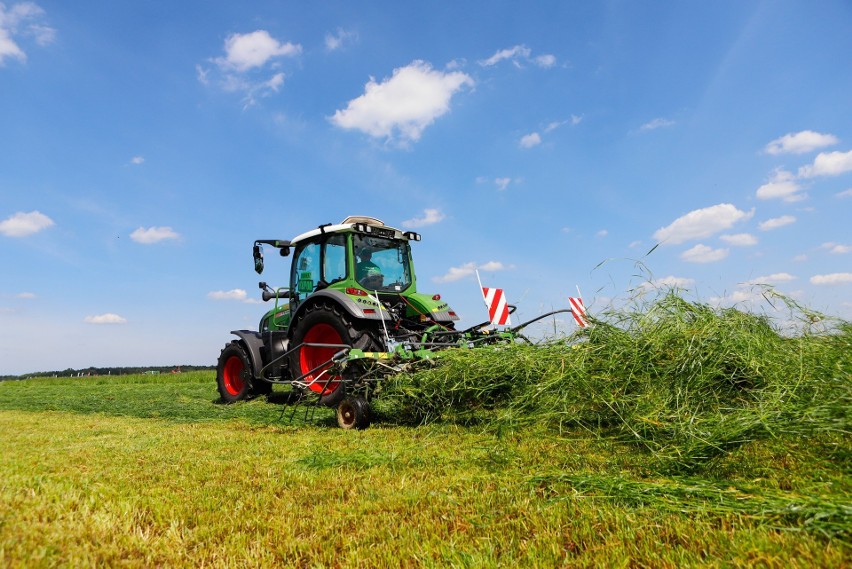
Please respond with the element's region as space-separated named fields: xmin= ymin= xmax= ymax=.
xmin=279 ymin=246 xmax=290 ymax=257
xmin=253 ymin=244 xmax=264 ymax=274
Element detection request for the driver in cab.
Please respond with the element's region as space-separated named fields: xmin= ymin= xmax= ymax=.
xmin=356 ymin=248 xmax=383 ymax=290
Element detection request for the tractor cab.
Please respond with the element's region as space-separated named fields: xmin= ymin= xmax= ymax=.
xmin=252 ymin=216 xmax=456 ymax=336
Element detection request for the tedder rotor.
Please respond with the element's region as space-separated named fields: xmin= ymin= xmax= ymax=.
xmin=215 ymin=216 xmax=577 ymax=429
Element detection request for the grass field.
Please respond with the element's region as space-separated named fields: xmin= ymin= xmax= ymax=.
xmin=1 ymin=296 xmax=850 ymax=567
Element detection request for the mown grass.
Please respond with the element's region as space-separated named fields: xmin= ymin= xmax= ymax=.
xmin=0 ymin=292 xmax=850 ymax=567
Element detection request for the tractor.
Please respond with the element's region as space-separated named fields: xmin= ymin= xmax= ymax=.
xmin=216 ymin=215 xmax=575 ymax=429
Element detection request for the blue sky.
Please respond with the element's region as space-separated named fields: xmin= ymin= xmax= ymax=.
xmin=2 ymin=1 xmax=851 ymax=375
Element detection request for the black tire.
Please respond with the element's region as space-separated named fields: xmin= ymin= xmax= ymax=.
xmin=289 ymin=302 xmax=380 ymax=407
xmin=337 ymin=397 xmax=371 ymax=430
xmin=216 ymin=341 xmax=253 ymax=403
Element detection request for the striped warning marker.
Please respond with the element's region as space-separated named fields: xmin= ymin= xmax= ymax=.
xmin=482 ymin=287 xmax=511 ymax=326
xmin=569 ymin=296 xmax=588 ymax=328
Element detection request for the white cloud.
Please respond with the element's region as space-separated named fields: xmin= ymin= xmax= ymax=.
xmin=494 ymin=177 xmax=511 ymax=191
xmin=479 ymin=45 xmax=531 ymax=66
xmin=653 ymin=203 xmax=753 ymax=245
xmin=743 ymin=273 xmax=796 ymax=285
xmin=810 ymin=273 xmax=852 ymax=285
xmin=709 ymin=289 xmax=764 ymax=307
xmin=758 ymin=215 xmax=796 ymax=231
xmin=755 ymin=169 xmax=805 ymax=202
xmin=680 ymin=244 xmax=729 ymax=263
xmin=84 ymin=313 xmax=127 ymax=325
xmin=433 ymin=261 xmax=510 ymax=283
xmin=479 ymin=45 xmax=555 ymax=68
xmin=200 ymin=30 xmax=300 ymax=106
xmin=836 ymin=188 xmax=852 ymax=199
xmin=519 ymin=132 xmax=541 ymax=148
xmin=596 ymin=229 xmax=608 ymax=238
xmin=130 ymin=156 xmax=144 ymax=165
xmin=798 ymin=149 xmax=852 ymax=178
xmin=652 ymin=276 xmax=695 ymax=288
xmin=640 ymin=118 xmax=675 ymax=131
xmin=0 ymin=210 xmax=54 ymax=237
xmin=720 ymin=233 xmax=758 ymax=246
xmin=821 ymin=242 xmax=851 ymax=254
xmin=764 ymin=130 xmax=839 ymax=155
xmin=402 ymin=208 xmax=445 ymax=228
xmin=208 ymin=289 xmax=248 ymax=301
xmin=15 ymin=292 xmax=36 ymax=299
xmin=0 ymin=2 xmax=54 ymax=65
xmin=130 ymin=226 xmax=180 ymax=244
xmin=330 ymin=60 xmax=473 ymax=144
xmin=325 ymin=28 xmax=356 ymax=51
xmin=214 ymin=30 xmax=301 ymax=72
xmin=534 ymin=54 xmax=557 ymax=68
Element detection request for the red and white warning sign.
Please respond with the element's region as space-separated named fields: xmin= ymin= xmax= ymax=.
xmin=569 ymin=296 xmax=588 ymax=328
xmin=482 ymin=286 xmax=512 ymax=326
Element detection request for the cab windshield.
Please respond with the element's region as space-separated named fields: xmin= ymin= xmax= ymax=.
xmin=353 ymin=234 xmax=412 ymax=292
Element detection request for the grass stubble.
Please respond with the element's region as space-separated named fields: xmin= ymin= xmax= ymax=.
xmin=0 ymin=292 xmax=849 ymax=567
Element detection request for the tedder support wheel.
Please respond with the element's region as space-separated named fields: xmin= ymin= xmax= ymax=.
xmin=337 ymin=397 xmax=371 ymax=430
xmin=216 ymin=341 xmax=269 ymax=402
xmin=290 ymin=301 xmax=379 ymax=407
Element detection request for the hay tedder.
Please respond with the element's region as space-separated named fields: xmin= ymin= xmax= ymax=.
xmin=216 ymin=216 xmax=580 ymax=429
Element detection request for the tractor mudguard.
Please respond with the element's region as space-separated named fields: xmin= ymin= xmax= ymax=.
xmin=230 ymin=330 xmax=264 ymax=378
xmin=289 ymin=289 xmax=389 ymax=331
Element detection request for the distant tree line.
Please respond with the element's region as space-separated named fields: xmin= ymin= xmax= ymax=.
xmin=0 ymin=365 xmax=215 ymax=382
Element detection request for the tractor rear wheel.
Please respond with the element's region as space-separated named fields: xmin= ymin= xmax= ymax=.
xmin=337 ymin=397 xmax=371 ymax=430
xmin=290 ymin=302 xmax=379 ymax=407
xmin=216 ymin=341 xmax=253 ymax=403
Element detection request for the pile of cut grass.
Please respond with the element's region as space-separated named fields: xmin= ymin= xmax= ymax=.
xmin=378 ymin=292 xmax=851 ymax=474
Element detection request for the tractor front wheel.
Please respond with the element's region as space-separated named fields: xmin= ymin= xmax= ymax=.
xmin=216 ymin=341 xmax=253 ymax=403
xmin=290 ymin=302 xmax=379 ymax=407
xmin=337 ymin=397 xmax=371 ymax=430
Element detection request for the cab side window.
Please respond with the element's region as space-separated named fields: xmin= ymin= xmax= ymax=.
xmin=291 ymin=242 xmax=321 ymax=302
xmin=323 ymin=234 xmax=347 ymax=284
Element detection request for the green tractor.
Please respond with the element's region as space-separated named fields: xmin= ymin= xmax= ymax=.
xmin=216 ymin=215 xmax=576 ymax=429
xmin=215 ymin=216 xmax=460 ymax=428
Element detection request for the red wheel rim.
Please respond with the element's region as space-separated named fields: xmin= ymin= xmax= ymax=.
xmin=300 ymin=323 xmax=343 ymax=395
xmin=223 ymin=355 xmax=245 ymax=396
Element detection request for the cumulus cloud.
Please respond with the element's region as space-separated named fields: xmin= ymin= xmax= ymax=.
xmin=755 ymin=169 xmax=805 ymax=202
xmin=208 ymin=289 xmax=248 ymax=301
xmin=837 ymin=188 xmax=852 ymax=199
xmin=214 ymin=30 xmax=300 ymax=72
xmin=199 ymin=30 xmax=301 ymax=106
xmin=680 ymin=244 xmax=729 ymax=263
xmin=758 ymin=215 xmax=796 ymax=231
xmin=650 ymin=276 xmax=695 ymax=288
xmin=479 ymin=45 xmax=556 ymax=68
xmin=433 ymin=261 xmax=511 ymax=283
xmin=764 ymin=130 xmax=839 ymax=155
xmin=821 ymin=242 xmax=851 ymax=254
xmin=798 ymin=149 xmax=852 ymax=178
xmin=325 ymin=28 xmax=357 ymax=51
xmin=84 ymin=313 xmax=127 ymax=325
xmin=519 ymin=132 xmax=541 ymax=148
xmin=494 ymin=177 xmax=511 ymax=191
xmin=719 ymin=233 xmax=758 ymax=246
xmin=330 ymin=60 xmax=473 ymax=144
xmin=639 ymin=118 xmax=675 ymax=132
xmin=402 ymin=208 xmax=445 ymax=228
xmin=0 ymin=2 xmax=55 ymax=65
xmin=16 ymin=292 xmax=36 ymax=299
xmin=810 ymin=273 xmax=852 ymax=285
xmin=653 ymin=203 xmax=753 ymax=245
xmin=743 ymin=273 xmax=796 ymax=285
xmin=0 ymin=210 xmax=54 ymax=237
xmin=130 ymin=226 xmax=180 ymax=244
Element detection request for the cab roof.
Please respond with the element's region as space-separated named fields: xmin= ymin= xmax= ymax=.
xmin=289 ymin=215 xmax=419 ymax=245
